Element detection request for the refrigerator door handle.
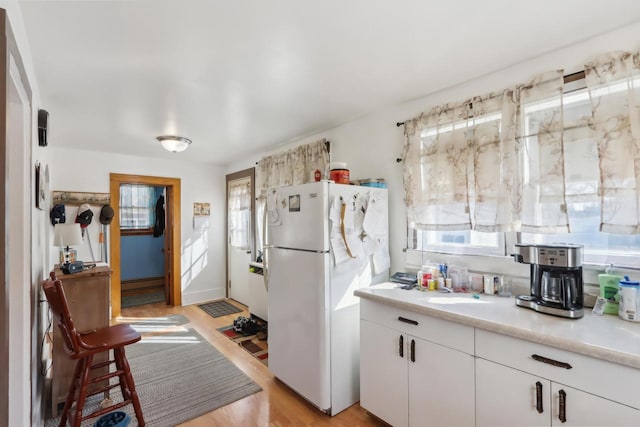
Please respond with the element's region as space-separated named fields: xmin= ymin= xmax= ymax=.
xmin=262 ymin=201 xmax=269 ymax=291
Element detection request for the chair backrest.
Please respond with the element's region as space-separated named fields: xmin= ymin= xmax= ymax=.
xmin=42 ymin=272 xmax=81 ymax=356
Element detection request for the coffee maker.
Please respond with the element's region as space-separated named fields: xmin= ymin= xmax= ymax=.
xmin=512 ymin=243 xmax=584 ymax=319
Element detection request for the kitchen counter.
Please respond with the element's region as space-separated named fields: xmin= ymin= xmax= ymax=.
xmin=355 ymin=283 xmax=640 ymax=369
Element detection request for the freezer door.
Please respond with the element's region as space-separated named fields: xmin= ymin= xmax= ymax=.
xmin=267 ymin=247 xmax=331 ymax=412
xmin=267 ymin=181 xmax=329 ymax=251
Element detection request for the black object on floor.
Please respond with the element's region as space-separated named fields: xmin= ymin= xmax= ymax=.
xmin=198 ymin=300 xmax=243 ymax=318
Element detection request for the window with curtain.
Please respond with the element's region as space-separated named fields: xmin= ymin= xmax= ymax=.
xmin=405 ymin=50 xmax=640 ymax=266
xmin=228 ymin=179 xmax=251 ymax=250
xmin=120 ymin=184 xmax=157 ymax=230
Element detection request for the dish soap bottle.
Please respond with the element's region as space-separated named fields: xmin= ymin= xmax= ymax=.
xmin=598 ymin=265 xmax=623 ymax=315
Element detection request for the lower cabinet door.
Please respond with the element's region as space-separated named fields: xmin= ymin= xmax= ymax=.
xmin=476 ymin=358 xmax=551 ymax=427
xmin=408 ymin=336 xmax=475 ymax=427
xmin=551 ymin=383 xmax=640 ymax=426
xmin=360 ymin=319 xmax=408 ymax=427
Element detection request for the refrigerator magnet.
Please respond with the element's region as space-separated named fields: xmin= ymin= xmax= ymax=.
xmin=289 ymin=194 xmax=300 ymax=212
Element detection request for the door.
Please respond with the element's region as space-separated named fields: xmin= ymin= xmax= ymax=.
xmin=267 ymin=247 xmax=331 ymax=411
xmin=267 ymin=181 xmax=329 ymax=251
xmin=359 ymin=320 xmax=408 ymax=427
xmin=476 ymin=358 xmax=551 ymax=427
xmin=227 ymin=173 xmax=253 ymax=304
xmin=408 ymin=337 xmax=475 ymax=427
xmin=551 ymin=383 xmax=640 ymax=426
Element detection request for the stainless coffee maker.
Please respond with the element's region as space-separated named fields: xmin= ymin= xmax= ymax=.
xmin=512 ymin=243 xmax=584 ymax=319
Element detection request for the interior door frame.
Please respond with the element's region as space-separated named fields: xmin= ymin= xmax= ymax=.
xmin=109 ymin=173 xmax=181 ymax=317
xmin=225 ymin=167 xmax=255 ymax=298
xmin=0 ymin=9 xmax=34 ymax=425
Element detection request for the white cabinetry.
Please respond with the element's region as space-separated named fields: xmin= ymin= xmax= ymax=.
xmin=476 ymin=329 xmax=640 ymax=427
xmin=360 ymin=300 xmax=474 ymax=427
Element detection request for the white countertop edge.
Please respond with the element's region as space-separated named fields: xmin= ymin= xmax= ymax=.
xmin=355 ymin=286 xmax=640 ymax=370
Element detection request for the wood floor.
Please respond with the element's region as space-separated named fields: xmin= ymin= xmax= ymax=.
xmin=119 ymin=300 xmax=387 ymax=427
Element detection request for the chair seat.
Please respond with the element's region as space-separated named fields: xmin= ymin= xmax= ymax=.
xmin=71 ymin=324 xmax=141 ymax=359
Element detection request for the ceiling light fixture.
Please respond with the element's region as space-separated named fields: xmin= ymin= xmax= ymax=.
xmin=157 ymin=135 xmax=192 ymax=153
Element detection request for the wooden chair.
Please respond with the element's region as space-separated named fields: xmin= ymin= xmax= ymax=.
xmin=43 ymin=272 xmax=145 ymax=427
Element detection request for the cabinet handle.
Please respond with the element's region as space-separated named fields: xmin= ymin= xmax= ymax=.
xmin=535 ymin=381 xmax=543 ymax=413
xmin=410 ymin=339 xmax=416 ymax=363
xmin=397 ymin=316 xmax=419 ymax=325
xmin=531 ymin=354 xmax=573 ymax=370
xmin=399 ymin=335 xmax=404 ymax=358
xmin=558 ymin=389 xmax=567 ymax=423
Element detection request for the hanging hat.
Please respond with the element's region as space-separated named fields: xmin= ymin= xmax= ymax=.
xmin=99 ymin=204 xmax=114 ymax=225
xmin=75 ymin=204 xmax=94 ymax=228
xmin=50 ymin=204 xmax=66 ymax=225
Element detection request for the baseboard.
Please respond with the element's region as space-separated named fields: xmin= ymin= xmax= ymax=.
xmin=181 ymin=288 xmax=226 ymax=306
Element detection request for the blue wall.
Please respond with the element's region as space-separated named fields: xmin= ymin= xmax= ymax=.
xmin=120 ymin=235 xmax=165 ymax=280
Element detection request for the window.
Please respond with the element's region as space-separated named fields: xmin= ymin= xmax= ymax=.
xmin=228 ymin=178 xmax=251 ymax=250
xmin=408 ymin=71 xmax=640 ymax=267
xmin=120 ymin=184 xmax=158 ymax=230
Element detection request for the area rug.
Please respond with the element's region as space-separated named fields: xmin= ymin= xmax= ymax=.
xmin=46 ymin=317 xmax=262 ymax=427
xmin=121 ymin=289 xmax=165 ymax=308
xmin=217 ymin=324 xmax=269 ymax=366
xmin=198 ymin=299 xmax=243 ymax=318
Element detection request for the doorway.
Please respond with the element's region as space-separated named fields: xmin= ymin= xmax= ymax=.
xmin=109 ymin=173 xmax=181 ymax=318
xmin=226 ymin=168 xmax=255 ymax=305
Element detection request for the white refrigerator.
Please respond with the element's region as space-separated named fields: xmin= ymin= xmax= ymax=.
xmin=265 ymin=181 xmax=389 ymax=415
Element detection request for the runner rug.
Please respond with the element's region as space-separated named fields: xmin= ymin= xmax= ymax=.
xmin=46 ymin=315 xmax=262 ymax=427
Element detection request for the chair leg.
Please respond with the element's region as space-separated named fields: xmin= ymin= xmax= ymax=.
xmin=59 ymin=358 xmax=83 ymax=427
xmin=113 ymin=348 xmax=131 ymax=401
xmin=72 ymin=355 xmax=93 ymax=427
xmin=115 ymin=347 xmax=145 ymax=426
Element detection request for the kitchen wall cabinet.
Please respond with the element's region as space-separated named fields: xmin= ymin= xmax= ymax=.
xmin=360 ymin=301 xmax=474 ymax=427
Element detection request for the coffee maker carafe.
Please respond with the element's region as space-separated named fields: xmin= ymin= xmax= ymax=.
xmin=512 ymin=243 xmax=584 ymax=319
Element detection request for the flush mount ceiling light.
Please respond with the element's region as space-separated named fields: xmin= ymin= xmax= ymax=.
xmin=157 ymin=135 xmax=192 ymax=153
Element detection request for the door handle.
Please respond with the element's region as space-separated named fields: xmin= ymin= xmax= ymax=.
xmin=535 ymin=381 xmax=543 ymax=413
xmin=558 ymin=389 xmax=567 ymax=423
xmin=410 ymin=339 xmax=415 ymax=363
xmin=531 ymin=354 xmax=572 ymax=370
xmin=399 ymin=335 xmax=404 ymax=358
xmin=397 ymin=316 xmax=419 ymax=326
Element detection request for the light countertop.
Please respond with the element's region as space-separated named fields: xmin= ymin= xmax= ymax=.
xmin=355 ymin=283 xmax=640 ymax=369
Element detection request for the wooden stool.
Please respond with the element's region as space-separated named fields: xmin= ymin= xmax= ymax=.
xmin=43 ymin=272 xmax=145 ymax=427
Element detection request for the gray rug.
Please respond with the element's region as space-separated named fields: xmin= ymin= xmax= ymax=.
xmin=198 ymin=299 xmax=243 ymax=318
xmin=121 ymin=290 xmax=166 ymax=308
xmin=46 ymin=317 xmax=262 ymax=426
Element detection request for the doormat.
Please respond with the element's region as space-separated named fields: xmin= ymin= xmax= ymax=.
xmin=217 ymin=324 xmax=268 ymax=366
xmin=121 ymin=290 xmax=165 ymax=308
xmin=198 ymin=299 xmax=243 ymax=318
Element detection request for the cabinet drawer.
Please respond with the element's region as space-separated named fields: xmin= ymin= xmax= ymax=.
xmin=476 ymin=329 xmax=640 ymax=410
xmin=361 ymin=299 xmax=473 ymax=354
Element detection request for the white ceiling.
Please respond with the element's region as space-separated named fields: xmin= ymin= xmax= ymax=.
xmin=19 ymin=0 xmax=640 ymax=166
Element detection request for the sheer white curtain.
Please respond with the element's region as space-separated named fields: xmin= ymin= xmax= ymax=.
xmin=228 ymin=179 xmax=251 ymax=249
xmin=585 ymin=50 xmax=640 ymax=233
xmin=403 ymin=103 xmax=472 ymax=231
xmin=256 ymin=138 xmax=330 ymax=195
xmin=255 ymin=138 xmax=330 ymax=253
xmin=403 ymin=71 xmax=568 ymax=233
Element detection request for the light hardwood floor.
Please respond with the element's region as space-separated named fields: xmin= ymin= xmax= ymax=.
xmin=120 ymin=300 xmax=387 ymax=427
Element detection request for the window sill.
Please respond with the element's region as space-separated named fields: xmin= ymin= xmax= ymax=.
xmin=121 ymin=228 xmax=154 ymax=236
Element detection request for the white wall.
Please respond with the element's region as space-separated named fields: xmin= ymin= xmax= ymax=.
xmin=227 ymin=20 xmax=640 ymax=292
xmin=49 ymin=147 xmax=227 ymax=305
xmin=0 ymin=1 xmax=47 ymax=426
